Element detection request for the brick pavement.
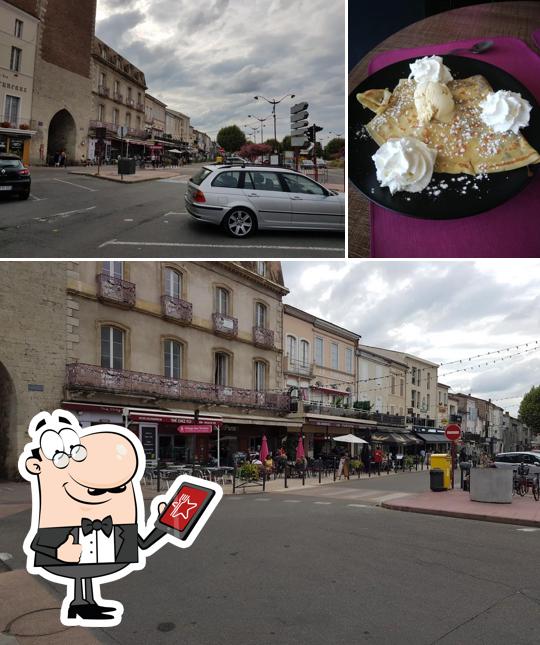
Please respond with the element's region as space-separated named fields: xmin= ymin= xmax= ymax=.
xmin=382 ymin=488 xmax=540 ymax=527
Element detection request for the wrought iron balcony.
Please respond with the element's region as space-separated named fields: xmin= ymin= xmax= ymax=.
xmin=212 ymin=312 xmax=238 ymax=338
xmin=98 ymin=85 xmax=110 ymax=97
xmin=66 ymin=363 xmax=291 ymax=412
xmin=253 ymin=326 xmax=274 ymax=349
xmin=303 ymin=403 xmax=405 ymax=426
xmin=113 ymin=92 xmax=124 ymax=103
xmin=161 ymin=295 xmax=193 ymax=325
xmin=126 ymin=98 xmax=135 ymax=107
xmin=283 ymin=355 xmax=313 ymax=377
xmin=96 ymin=273 xmax=136 ymax=308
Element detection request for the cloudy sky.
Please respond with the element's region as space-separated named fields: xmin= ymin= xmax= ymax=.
xmin=282 ymin=260 xmax=540 ymax=416
xmin=96 ymin=0 xmax=344 ymax=141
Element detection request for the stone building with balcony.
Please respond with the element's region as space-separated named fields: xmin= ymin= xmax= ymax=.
xmin=144 ymin=93 xmax=166 ymax=139
xmin=7 ymin=0 xmax=96 ymax=165
xmin=89 ymin=37 xmax=148 ymax=160
xmin=64 ymin=261 xmax=296 ymax=464
xmin=283 ymin=305 xmax=374 ymax=457
xmin=0 ymin=0 xmax=39 ymax=164
xmin=436 ymin=382 xmax=450 ymax=428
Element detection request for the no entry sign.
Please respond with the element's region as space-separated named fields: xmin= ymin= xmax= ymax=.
xmin=445 ymin=424 xmax=461 ymax=441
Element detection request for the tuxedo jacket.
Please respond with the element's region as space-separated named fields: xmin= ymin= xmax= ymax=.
xmin=30 ymin=523 xmax=165 ymax=567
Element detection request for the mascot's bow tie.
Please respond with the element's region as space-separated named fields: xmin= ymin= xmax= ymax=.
xmin=81 ymin=516 xmax=113 ymax=537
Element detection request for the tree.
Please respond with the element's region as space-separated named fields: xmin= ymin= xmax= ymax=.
xmin=265 ymin=139 xmax=281 ymax=153
xmin=239 ymin=143 xmax=272 ymax=161
xmin=519 ymin=386 xmax=540 ymax=433
xmin=281 ymin=135 xmax=291 ymax=151
xmin=217 ymin=125 xmax=246 ymax=153
xmin=324 ymin=137 xmax=345 ymax=160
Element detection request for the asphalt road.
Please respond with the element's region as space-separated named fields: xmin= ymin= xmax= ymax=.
xmin=2 ymin=472 xmax=540 ymax=644
xmin=0 ymin=167 xmax=345 ymax=258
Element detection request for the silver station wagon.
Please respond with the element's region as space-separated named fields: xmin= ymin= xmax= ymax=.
xmin=185 ymin=164 xmax=345 ymax=238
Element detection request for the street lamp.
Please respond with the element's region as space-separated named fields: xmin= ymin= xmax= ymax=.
xmin=254 ymin=94 xmax=295 ymax=152
xmin=248 ymin=114 xmax=271 ymax=144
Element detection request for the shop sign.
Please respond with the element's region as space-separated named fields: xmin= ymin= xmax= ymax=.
xmin=177 ymin=424 xmax=213 ymax=434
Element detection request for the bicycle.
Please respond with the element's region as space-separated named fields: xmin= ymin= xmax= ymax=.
xmin=513 ymin=464 xmax=529 ymax=497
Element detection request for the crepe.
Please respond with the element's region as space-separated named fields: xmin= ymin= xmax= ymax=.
xmin=357 ymin=75 xmax=540 ymax=175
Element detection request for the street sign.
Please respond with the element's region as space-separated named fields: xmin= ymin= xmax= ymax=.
xmin=291 ymin=135 xmax=307 ymax=147
xmin=291 ymin=120 xmax=309 ymax=131
xmin=445 ymin=424 xmax=461 ymax=441
xmin=291 ymin=110 xmax=309 ymax=123
xmin=291 ymin=102 xmax=308 ymax=114
xmin=117 ymin=125 xmax=128 ymax=138
xmin=291 ymin=126 xmax=309 ymax=137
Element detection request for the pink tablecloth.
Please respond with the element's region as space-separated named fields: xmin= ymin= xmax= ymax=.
xmin=368 ymin=37 xmax=540 ymax=258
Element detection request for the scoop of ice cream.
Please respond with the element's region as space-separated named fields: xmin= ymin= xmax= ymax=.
xmin=372 ymin=137 xmax=437 ymax=194
xmin=414 ymin=81 xmax=455 ymax=124
xmin=479 ymin=90 xmax=532 ymax=134
xmin=409 ymin=56 xmax=453 ymax=84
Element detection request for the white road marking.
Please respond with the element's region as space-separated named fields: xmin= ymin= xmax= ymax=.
xmin=98 ymin=240 xmax=343 ymax=251
xmin=283 ymin=500 xmax=301 ymax=503
xmin=124 ymin=218 xmax=134 ymax=222
xmin=163 ymin=211 xmax=189 ymax=216
xmin=34 ymin=206 xmax=96 ymax=221
xmin=314 ymin=501 xmax=332 ymax=505
xmin=0 ymin=553 xmax=13 ymax=561
xmin=158 ymin=177 xmax=190 ymax=184
xmin=347 ymin=504 xmax=370 ymax=508
xmin=30 ymin=194 xmax=47 ymax=201
xmin=254 ymin=498 xmax=270 ymax=501
xmin=54 ymin=178 xmax=98 ymax=192
xmin=516 ymin=528 xmax=540 ymax=532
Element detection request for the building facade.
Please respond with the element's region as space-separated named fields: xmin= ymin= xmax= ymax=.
xmin=356 ymin=347 xmax=407 ymax=417
xmin=89 ymin=37 xmax=147 ymax=161
xmin=362 ymin=346 xmax=439 ymax=428
xmin=8 ymin=0 xmax=97 ymax=164
xmin=0 ymin=262 xmax=67 ymax=478
xmin=144 ymin=93 xmax=166 ymax=139
xmin=436 ymin=382 xmax=450 ymax=428
xmin=0 ymin=0 xmax=39 ymax=163
xmin=63 ymin=261 xmax=293 ymax=464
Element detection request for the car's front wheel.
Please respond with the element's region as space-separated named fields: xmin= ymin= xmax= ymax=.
xmin=223 ymin=208 xmax=256 ymax=238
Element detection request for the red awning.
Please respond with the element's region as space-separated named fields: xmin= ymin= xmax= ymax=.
xmin=62 ymin=402 xmax=124 ymax=414
xmin=129 ymin=411 xmax=222 ymax=426
xmin=310 ymin=385 xmax=350 ymax=396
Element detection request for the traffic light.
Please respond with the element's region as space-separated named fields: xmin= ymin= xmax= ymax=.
xmin=306 ymin=124 xmax=323 ymax=143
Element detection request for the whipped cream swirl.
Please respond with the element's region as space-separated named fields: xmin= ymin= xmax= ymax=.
xmin=479 ymin=90 xmax=532 ymax=134
xmin=409 ymin=55 xmax=453 ymax=84
xmin=372 ymin=137 xmax=437 ymax=194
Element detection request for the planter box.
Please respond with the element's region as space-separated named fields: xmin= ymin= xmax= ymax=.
xmin=469 ymin=468 xmax=512 ymax=504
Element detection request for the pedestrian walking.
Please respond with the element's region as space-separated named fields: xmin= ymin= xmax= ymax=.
xmin=342 ymin=452 xmax=350 ymax=480
xmin=373 ymin=446 xmax=383 ymax=476
xmin=420 ymin=448 xmax=426 ymax=470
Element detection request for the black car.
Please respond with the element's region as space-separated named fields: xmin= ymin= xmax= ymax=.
xmin=0 ymin=154 xmax=31 ymax=200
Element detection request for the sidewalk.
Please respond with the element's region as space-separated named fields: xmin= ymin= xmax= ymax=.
xmin=0 ymin=570 xmax=102 ymax=644
xmin=382 ymin=488 xmax=540 ymax=527
xmin=69 ymin=166 xmax=191 ymax=184
xmin=140 ymin=467 xmax=419 ymax=499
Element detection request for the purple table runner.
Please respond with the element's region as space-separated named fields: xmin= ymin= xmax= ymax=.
xmin=367 ymin=37 xmax=540 ymax=258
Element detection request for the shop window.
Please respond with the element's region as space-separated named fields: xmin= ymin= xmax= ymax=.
xmin=101 ymin=326 xmax=124 ymax=370
xmin=126 ymin=113 xmax=131 ymax=127
xmin=164 ymin=339 xmax=183 ymax=380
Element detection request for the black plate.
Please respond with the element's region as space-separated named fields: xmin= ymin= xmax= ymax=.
xmin=349 ymin=55 xmax=540 ymax=219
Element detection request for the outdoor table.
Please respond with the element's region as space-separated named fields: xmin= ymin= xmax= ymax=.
xmin=348 ymin=1 xmax=540 ymax=258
